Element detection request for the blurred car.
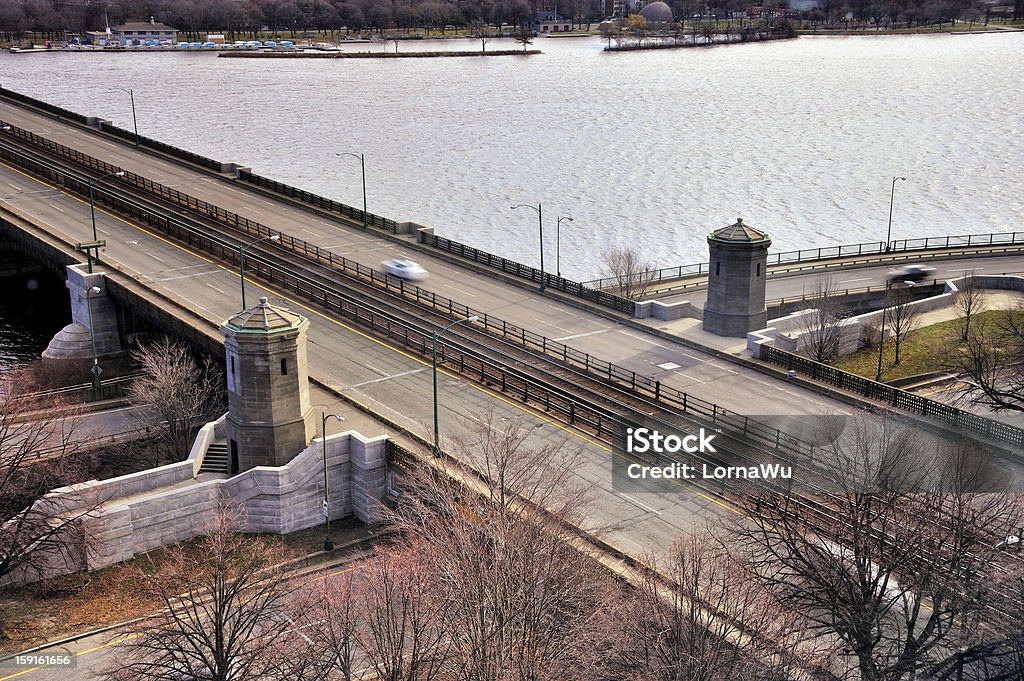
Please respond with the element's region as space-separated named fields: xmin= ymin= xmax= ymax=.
xmin=381 ymin=258 xmax=428 ymax=281
xmin=887 ymin=264 xmax=935 ymax=284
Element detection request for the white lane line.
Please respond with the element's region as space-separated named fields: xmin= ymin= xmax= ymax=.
xmin=304 ymin=230 xmax=324 ymax=239
xmin=621 ymin=330 xmax=671 ymax=349
xmin=613 ymin=491 xmax=662 ymax=515
xmin=838 ymin=277 xmax=870 ymax=283
xmin=148 ymin=253 xmax=165 ymax=263
xmin=447 ymin=285 xmax=477 ymax=298
xmin=154 ymin=268 xmax=220 ymax=282
xmin=673 ymin=371 xmax=706 ymax=383
xmin=50 ymin=204 xmax=64 ymax=213
xmin=553 ymin=328 xmax=612 ymax=342
xmin=204 ymin=282 xmax=227 ymax=295
xmin=947 ymin=267 xmax=985 ymax=271
xmin=344 ymin=367 xmax=430 ymax=388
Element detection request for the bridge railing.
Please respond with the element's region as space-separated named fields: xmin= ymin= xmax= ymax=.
xmin=236 ymin=169 xmax=398 ymax=233
xmin=0 ymin=130 xmax=836 ymax=466
xmin=582 ymin=232 xmax=1024 ymax=290
xmin=420 ymin=232 xmax=636 ymax=314
xmin=759 ymin=345 xmax=1024 ymax=449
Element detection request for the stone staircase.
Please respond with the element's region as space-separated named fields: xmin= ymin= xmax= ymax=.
xmin=199 ymin=441 xmax=229 ymax=475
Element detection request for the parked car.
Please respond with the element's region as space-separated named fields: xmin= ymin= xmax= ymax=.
xmin=381 ymin=258 xmax=428 ymax=281
xmin=887 ymin=264 xmax=935 ymax=284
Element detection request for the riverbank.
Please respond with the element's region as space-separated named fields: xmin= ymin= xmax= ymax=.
xmin=218 ymin=49 xmax=541 ymax=58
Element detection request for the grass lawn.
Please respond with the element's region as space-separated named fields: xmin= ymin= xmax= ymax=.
xmin=834 ymin=310 xmax=1012 ymax=382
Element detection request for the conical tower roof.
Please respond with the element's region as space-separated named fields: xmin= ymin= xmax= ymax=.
xmin=708 ymin=217 xmax=771 ymax=244
xmin=223 ymin=297 xmax=305 ymax=333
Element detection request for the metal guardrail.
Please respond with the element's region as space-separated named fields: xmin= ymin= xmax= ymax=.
xmin=760 ymin=345 xmax=1024 ymax=448
xmin=0 ymin=86 xmax=224 ymax=172
xmin=583 ymin=232 xmax=1024 ymax=291
xmin=421 ymin=232 xmax=636 ymax=314
xmin=0 ymin=128 xmax=829 ymax=465
xmin=18 ymin=374 xmax=141 ymax=404
xmin=237 ymin=169 xmax=398 ymax=233
xmin=11 ymin=121 xmax=1020 ymax=462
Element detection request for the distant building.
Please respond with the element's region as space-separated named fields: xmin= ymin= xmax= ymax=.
xmin=530 ymin=11 xmax=572 ymax=33
xmin=638 ymin=1 xmax=674 ymax=23
xmin=109 ymin=18 xmax=178 ymax=46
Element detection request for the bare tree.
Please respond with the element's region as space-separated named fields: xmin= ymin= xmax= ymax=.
xmin=128 ymin=337 xmax=224 ymax=459
xmin=955 ymin=302 xmax=1024 ymax=414
xmin=886 ymin=284 xmax=923 ymax=365
xmin=954 ymin=271 xmax=986 ymax=342
xmin=731 ymin=417 xmax=1023 ymax=680
xmin=384 ymin=413 xmax=604 ymax=681
xmin=601 ymin=245 xmax=657 ymax=300
xmin=798 ymin=276 xmax=845 ymax=364
xmin=514 ymin=23 xmax=534 ymax=50
xmin=602 ymin=530 xmax=813 ymax=681
xmin=109 ymin=507 xmax=323 ymax=681
xmin=357 ymin=544 xmax=450 ymax=681
xmin=0 ymin=375 xmax=95 ymax=586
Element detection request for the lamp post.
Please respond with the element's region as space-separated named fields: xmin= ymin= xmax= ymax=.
xmin=556 ymin=214 xmax=573 ymax=278
xmin=875 ymin=281 xmax=913 ymax=383
xmin=432 ymin=314 xmax=479 ymax=456
xmin=87 ymin=170 xmax=126 ymax=273
xmin=318 ymin=409 xmax=345 ymax=552
xmin=239 ymin=234 xmax=280 ymax=309
xmin=885 ymin=176 xmax=906 ymax=253
xmin=511 ymin=203 xmax=545 ymax=291
xmin=86 ymin=285 xmax=103 ymax=398
xmin=115 ymin=87 xmax=139 ymax=146
xmin=337 ymin=152 xmax=367 ymax=230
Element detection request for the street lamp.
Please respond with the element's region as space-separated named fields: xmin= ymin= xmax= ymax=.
xmin=86 ymin=171 xmax=126 ymax=273
xmin=114 ymin=87 xmax=139 ymax=147
xmin=875 ymin=281 xmax=913 ymax=383
xmin=432 ymin=314 xmax=479 ymax=456
xmin=239 ymin=234 xmax=280 ymax=309
xmin=337 ymin=152 xmax=367 ymax=230
xmin=86 ymin=285 xmax=103 ymax=398
xmin=556 ymin=214 xmax=573 ymax=278
xmin=884 ymin=176 xmax=906 ymax=253
xmin=318 ymin=408 xmax=345 ymax=552
xmin=511 ymin=203 xmax=546 ymax=291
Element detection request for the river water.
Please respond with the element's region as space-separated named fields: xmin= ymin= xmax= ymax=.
xmin=0 ymin=33 xmax=1021 ymax=363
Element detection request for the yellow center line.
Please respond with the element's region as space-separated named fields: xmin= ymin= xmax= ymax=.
xmin=2 ymin=156 xmax=743 ymax=517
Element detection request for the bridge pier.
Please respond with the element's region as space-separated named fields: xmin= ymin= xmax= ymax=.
xmin=42 ymin=264 xmax=122 ymax=361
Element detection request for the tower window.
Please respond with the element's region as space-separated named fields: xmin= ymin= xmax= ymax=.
xmin=281 ymin=358 xmax=288 ymax=375
xmin=715 ymin=262 xmax=721 ymax=276
xmin=756 ymin=263 xmax=761 ymax=277
xmin=230 ymin=357 xmax=235 ymax=375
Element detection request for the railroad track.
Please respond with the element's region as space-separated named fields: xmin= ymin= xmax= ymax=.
xmin=3 ymin=123 xmax=1022 ymax=666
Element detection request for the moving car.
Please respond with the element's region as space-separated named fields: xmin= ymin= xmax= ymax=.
xmin=887 ymin=264 xmax=935 ymax=284
xmin=381 ymin=258 xmax=428 ymax=281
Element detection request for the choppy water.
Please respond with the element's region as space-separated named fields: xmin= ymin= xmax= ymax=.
xmin=0 ymin=33 xmax=1021 ymax=285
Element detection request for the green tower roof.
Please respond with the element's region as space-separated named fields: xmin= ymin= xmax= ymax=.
xmin=224 ymin=297 xmax=305 ymax=333
xmin=708 ymin=217 xmax=771 ymax=244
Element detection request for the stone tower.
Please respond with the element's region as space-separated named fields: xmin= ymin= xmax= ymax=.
xmin=702 ymin=218 xmax=772 ymax=337
xmin=221 ymin=297 xmax=313 ymax=473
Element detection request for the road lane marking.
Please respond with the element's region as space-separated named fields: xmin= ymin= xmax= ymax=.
xmin=343 ymin=367 xmax=428 ymax=388
xmin=553 ymin=328 xmax=612 ymax=342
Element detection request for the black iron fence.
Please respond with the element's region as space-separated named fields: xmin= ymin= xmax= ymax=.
xmin=237 ymin=169 xmax=398 ymax=233
xmin=0 ymin=125 xmax=863 ymax=466
xmin=760 ymin=345 xmax=1024 ymax=448
xmin=583 ymin=231 xmax=1024 ymax=290
xmin=0 ymin=86 xmax=224 ymax=172
xmin=421 ymin=232 xmax=635 ymax=314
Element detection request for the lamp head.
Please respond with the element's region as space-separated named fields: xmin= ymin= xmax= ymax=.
xmin=115 ymin=171 xmax=125 ymax=177
xmin=89 ymin=286 xmax=102 ymax=294
xmin=467 ymin=315 xmax=479 ymax=323
xmin=269 ymin=235 xmax=280 ymax=241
